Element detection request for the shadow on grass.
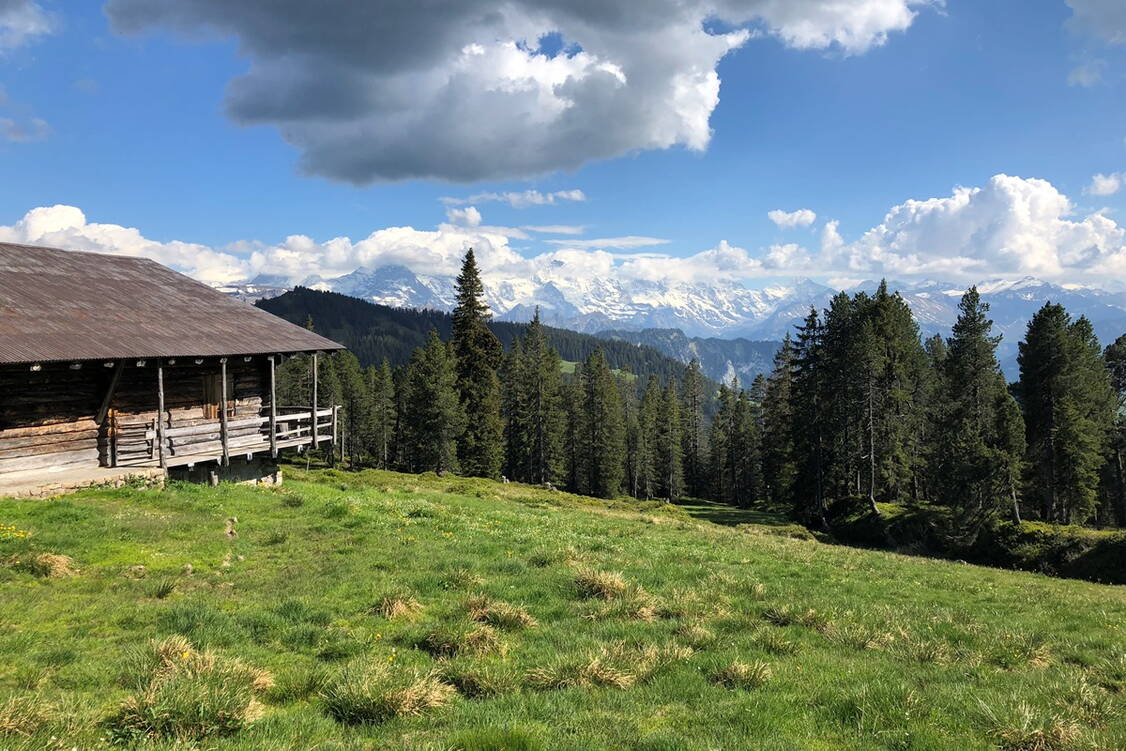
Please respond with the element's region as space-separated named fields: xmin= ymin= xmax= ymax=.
xmin=673 ymin=498 xmax=791 ymax=527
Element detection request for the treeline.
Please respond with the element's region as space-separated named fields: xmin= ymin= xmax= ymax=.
xmin=259 ymin=287 xmax=693 ymax=384
xmin=275 ymin=251 xmax=715 ymax=501
xmin=276 ymin=256 xmax=1126 ymax=534
xmin=757 ymin=283 xmax=1125 ymax=532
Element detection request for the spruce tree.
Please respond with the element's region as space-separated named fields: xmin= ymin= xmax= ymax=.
xmin=762 ymin=335 xmax=798 ymax=505
xmin=334 ymin=351 xmax=371 ymax=468
xmin=935 ymin=288 xmax=1025 ymax=529
xmin=656 ymin=380 xmax=684 ymax=501
xmin=451 ymin=249 xmax=505 ymax=478
xmin=791 ymin=308 xmax=829 ymax=521
xmin=579 ymin=349 xmax=626 ymax=498
xmin=1017 ymin=304 xmax=1115 ymax=523
xmin=402 ymin=331 xmax=463 ymax=474
xmin=368 ymin=360 xmax=396 ymax=469
xmin=1103 ymin=334 xmax=1126 ymax=526
xmin=509 ymin=311 xmax=565 ymax=485
xmin=680 ymin=359 xmax=707 ymax=498
xmin=637 ymin=375 xmax=662 ymax=499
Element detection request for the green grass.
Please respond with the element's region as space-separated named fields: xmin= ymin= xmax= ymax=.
xmin=0 ymin=467 xmax=1124 ymax=749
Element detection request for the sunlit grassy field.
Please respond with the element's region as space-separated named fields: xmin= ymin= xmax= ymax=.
xmin=1 ymin=467 xmax=1124 ymax=750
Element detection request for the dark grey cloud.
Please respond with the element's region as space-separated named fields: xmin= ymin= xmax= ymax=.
xmin=105 ymin=0 xmax=933 ymax=183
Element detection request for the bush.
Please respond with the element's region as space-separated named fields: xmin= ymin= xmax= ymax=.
xmin=321 ymin=661 xmax=455 ymax=725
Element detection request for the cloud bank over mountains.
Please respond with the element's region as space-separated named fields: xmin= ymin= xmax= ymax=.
xmin=104 ymin=0 xmax=937 ymax=183
xmin=2 ymin=174 xmax=1124 ymax=293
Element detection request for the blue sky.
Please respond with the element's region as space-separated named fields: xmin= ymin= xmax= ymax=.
xmin=0 ymin=0 xmax=1124 ymax=289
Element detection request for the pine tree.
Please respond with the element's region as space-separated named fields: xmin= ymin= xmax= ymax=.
xmin=334 ymin=351 xmax=371 ymax=468
xmin=1017 ymin=304 xmax=1115 ymax=523
xmin=451 ymin=249 xmax=505 ymax=478
xmin=791 ymin=307 xmax=829 ymax=521
xmin=934 ymin=288 xmax=1025 ymax=530
xmin=762 ymin=335 xmax=798 ymax=505
xmin=579 ymin=349 xmax=626 ymax=498
xmin=505 ymin=311 xmax=565 ymax=485
xmin=655 ymin=380 xmax=684 ymax=501
xmin=1103 ymin=334 xmax=1126 ymax=526
xmin=561 ymin=365 xmax=585 ymax=493
xmin=680 ymin=359 xmax=708 ymax=498
xmin=637 ymin=375 xmax=662 ymax=499
xmin=402 ymin=331 xmax=463 ymax=474
xmin=368 ymin=360 xmax=396 ymax=469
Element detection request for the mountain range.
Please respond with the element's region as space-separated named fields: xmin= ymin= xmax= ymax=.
xmin=223 ymin=265 xmax=1126 ymax=381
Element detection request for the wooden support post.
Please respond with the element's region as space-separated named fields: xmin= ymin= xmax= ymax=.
xmin=96 ymin=361 xmax=125 ymax=426
xmin=220 ymin=357 xmax=230 ymax=467
xmin=332 ymin=405 xmax=340 ymax=463
xmin=156 ymin=361 xmax=166 ymax=469
xmin=311 ymin=352 xmax=319 ymax=451
xmin=269 ymin=355 xmax=278 ymax=459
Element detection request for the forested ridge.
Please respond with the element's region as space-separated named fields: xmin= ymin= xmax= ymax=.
xmin=271 ymin=254 xmax=1126 ymax=580
xmin=258 ymin=286 xmax=695 ymax=384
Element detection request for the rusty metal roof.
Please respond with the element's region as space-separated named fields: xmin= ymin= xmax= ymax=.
xmin=0 ymin=242 xmax=344 ymax=364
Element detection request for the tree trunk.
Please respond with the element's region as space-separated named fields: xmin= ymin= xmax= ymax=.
xmin=867 ymin=380 xmax=879 ymax=515
xmin=1114 ymin=445 xmax=1125 ymax=528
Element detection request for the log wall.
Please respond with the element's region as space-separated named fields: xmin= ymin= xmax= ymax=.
xmin=0 ymin=364 xmax=104 ymax=475
xmin=0 ymin=358 xmax=272 ymax=476
xmin=108 ymin=359 xmax=268 ymax=467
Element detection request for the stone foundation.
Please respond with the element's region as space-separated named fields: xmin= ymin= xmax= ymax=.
xmin=168 ymin=455 xmax=282 ymax=486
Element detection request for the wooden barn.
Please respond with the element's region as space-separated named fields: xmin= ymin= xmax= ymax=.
xmin=0 ymin=242 xmax=344 ymax=496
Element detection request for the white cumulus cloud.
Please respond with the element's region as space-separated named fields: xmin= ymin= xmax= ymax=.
xmin=768 ymin=208 xmax=817 ymax=228
xmin=1086 ymin=172 xmax=1123 ymax=196
xmin=104 ymin=0 xmax=935 ymax=183
xmin=1067 ymin=0 xmax=1126 ymax=44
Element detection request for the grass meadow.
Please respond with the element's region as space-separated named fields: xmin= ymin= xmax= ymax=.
xmin=1 ymin=467 xmax=1124 ymax=750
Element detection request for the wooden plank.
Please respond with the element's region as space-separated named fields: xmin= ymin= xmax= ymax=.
xmin=311 ymin=353 xmax=319 ymax=451
xmin=156 ymin=362 xmax=166 ymax=469
xmin=0 ymin=447 xmax=100 ymax=474
xmin=0 ymin=429 xmax=99 ymax=451
xmin=269 ymin=355 xmax=278 ymax=459
xmin=0 ymin=419 xmax=98 ymax=440
xmin=96 ymin=361 xmax=125 ymax=426
xmin=220 ymin=358 xmax=230 ymax=467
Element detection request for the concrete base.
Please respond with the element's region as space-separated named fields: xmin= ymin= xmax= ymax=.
xmin=168 ymin=455 xmax=282 ymax=487
xmin=0 ymin=466 xmax=167 ymax=499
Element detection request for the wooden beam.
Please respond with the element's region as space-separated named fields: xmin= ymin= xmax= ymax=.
xmin=220 ymin=358 xmax=230 ymax=467
xmin=269 ymin=355 xmax=278 ymax=459
xmin=96 ymin=360 xmax=125 ymax=426
xmin=311 ymin=353 xmax=319 ymax=451
xmin=156 ymin=361 xmax=166 ymax=469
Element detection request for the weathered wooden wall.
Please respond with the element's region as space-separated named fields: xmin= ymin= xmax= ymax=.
xmin=0 ymin=359 xmax=272 ymax=476
xmin=109 ymin=359 xmax=268 ymax=467
xmin=0 ymin=364 xmax=103 ymax=474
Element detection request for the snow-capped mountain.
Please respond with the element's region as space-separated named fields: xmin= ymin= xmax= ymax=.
xmin=230 ymin=264 xmax=1126 ymax=378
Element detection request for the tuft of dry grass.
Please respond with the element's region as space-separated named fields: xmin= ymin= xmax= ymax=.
xmin=676 ymin=622 xmax=716 ymax=648
xmin=321 ymin=662 xmax=456 ymax=725
xmin=373 ymin=592 xmax=423 ymax=621
xmin=753 ymin=629 xmax=801 ymax=655
xmin=573 ymin=568 xmax=629 ymax=601
xmin=1092 ymin=651 xmax=1125 ymax=692
xmin=980 ymin=700 xmax=1086 ymax=751
xmin=824 ymin=623 xmax=894 ymax=652
xmin=898 ymin=637 xmax=953 ymax=665
xmin=420 ymin=623 xmax=507 ymax=659
xmin=106 ymin=636 xmax=272 ymax=743
xmin=710 ymin=660 xmax=772 ymax=690
xmin=526 ymin=642 xmax=693 ymax=691
xmin=0 ymin=694 xmax=50 ymax=737
xmin=993 ymin=633 xmax=1053 ymax=670
xmin=465 ymin=595 xmax=537 ymax=630
xmin=5 ymin=552 xmax=79 ymax=578
xmin=437 ymin=660 xmax=521 ymax=699
xmin=444 ymin=568 xmax=485 ymax=590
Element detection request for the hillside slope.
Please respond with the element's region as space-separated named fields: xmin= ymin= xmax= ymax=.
xmin=1 ymin=470 xmax=1124 ymax=750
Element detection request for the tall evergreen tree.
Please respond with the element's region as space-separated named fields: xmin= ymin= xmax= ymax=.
xmin=655 ymin=380 xmax=684 ymax=501
xmin=451 ymin=249 xmax=505 ymax=478
xmin=680 ymin=359 xmax=708 ymax=498
xmin=402 ymin=331 xmax=463 ymax=474
xmin=334 ymin=351 xmax=371 ymax=468
xmin=762 ymin=335 xmax=798 ymax=505
xmin=507 ymin=311 xmax=566 ymax=485
xmin=637 ymin=375 xmax=662 ymax=499
xmin=1103 ymin=334 xmax=1126 ymax=526
xmin=579 ymin=349 xmax=626 ymax=498
xmin=935 ymin=288 xmax=1026 ymax=529
xmin=791 ymin=308 xmax=829 ymax=521
xmin=1017 ymin=304 xmax=1115 ymax=523
xmin=368 ymin=360 xmax=396 ymax=469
